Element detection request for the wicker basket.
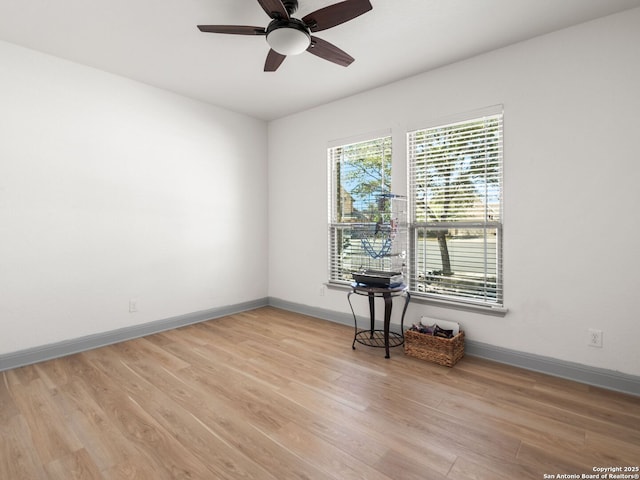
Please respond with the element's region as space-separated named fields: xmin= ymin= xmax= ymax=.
xmin=404 ymin=330 xmax=465 ymax=367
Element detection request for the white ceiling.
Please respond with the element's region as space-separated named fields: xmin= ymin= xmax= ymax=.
xmin=1 ymin=0 xmax=639 ymax=120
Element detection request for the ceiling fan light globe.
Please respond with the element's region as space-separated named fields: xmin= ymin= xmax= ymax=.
xmin=266 ymin=27 xmax=311 ymax=55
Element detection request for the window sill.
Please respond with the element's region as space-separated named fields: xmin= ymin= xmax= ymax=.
xmin=410 ymin=293 xmax=508 ymax=317
xmin=326 ymin=282 xmax=508 ymax=317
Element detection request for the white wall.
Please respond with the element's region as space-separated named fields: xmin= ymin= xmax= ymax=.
xmin=268 ymin=8 xmax=640 ymax=376
xmin=0 ymin=40 xmax=268 ymax=354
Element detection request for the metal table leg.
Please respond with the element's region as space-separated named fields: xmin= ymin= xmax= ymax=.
xmin=383 ymin=292 xmax=392 ymax=358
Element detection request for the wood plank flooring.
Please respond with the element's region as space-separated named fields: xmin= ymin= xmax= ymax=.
xmin=1 ymin=306 xmax=639 ymax=479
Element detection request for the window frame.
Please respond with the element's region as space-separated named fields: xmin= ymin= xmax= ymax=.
xmin=407 ymin=107 xmax=504 ymax=309
xmin=326 ymin=108 xmax=506 ymax=314
xmin=327 ymin=133 xmax=394 ymax=285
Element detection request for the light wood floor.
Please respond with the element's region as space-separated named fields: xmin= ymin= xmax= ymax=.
xmin=1 ymin=307 xmax=639 ymax=479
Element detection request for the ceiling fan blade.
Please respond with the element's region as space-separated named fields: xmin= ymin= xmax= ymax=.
xmin=302 ymin=0 xmax=372 ymax=32
xmin=307 ymin=36 xmax=354 ymax=67
xmin=198 ymin=25 xmax=266 ymax=35
xmin=264 ymin=49 xmax=287 ymax=71
xmin=257 ymin=0 xmax=290 ymax=19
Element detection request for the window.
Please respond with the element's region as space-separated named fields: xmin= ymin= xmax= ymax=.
xmin=408 ymin=109 xmax=503 ymax=307
xmin=328 ymin=135 xmax=394 ymax=284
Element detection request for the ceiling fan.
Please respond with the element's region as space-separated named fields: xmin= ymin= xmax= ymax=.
xmin=197 ymin=0 xmax=373 ymax=72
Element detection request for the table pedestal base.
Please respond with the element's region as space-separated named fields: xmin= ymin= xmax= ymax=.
xmin=347 ymin=284 xmax=410 ymax=359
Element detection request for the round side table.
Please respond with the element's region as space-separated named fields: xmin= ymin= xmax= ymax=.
xmin=347 ymin=283 xmax=411 ymax=358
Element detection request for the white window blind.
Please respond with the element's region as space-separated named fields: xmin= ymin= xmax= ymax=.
xmin=328 ymin=135 xmax=392 ymax=284
xmin=408 ymin=112 xmax=503 ymax=306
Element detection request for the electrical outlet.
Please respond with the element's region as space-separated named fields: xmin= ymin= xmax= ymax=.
xmin=319 ymin=285 xmax=325 ymax=296
xmin=588 ymin=328 xmax=603 ymax=348
xmin=129 ymin=299 xmax=138 ymax=313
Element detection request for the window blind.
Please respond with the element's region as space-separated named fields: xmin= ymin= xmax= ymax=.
xmin=328 ymin=136 xmax=392 ymax=283
xmin=408 ymin=112 xmax=503 ymax=306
